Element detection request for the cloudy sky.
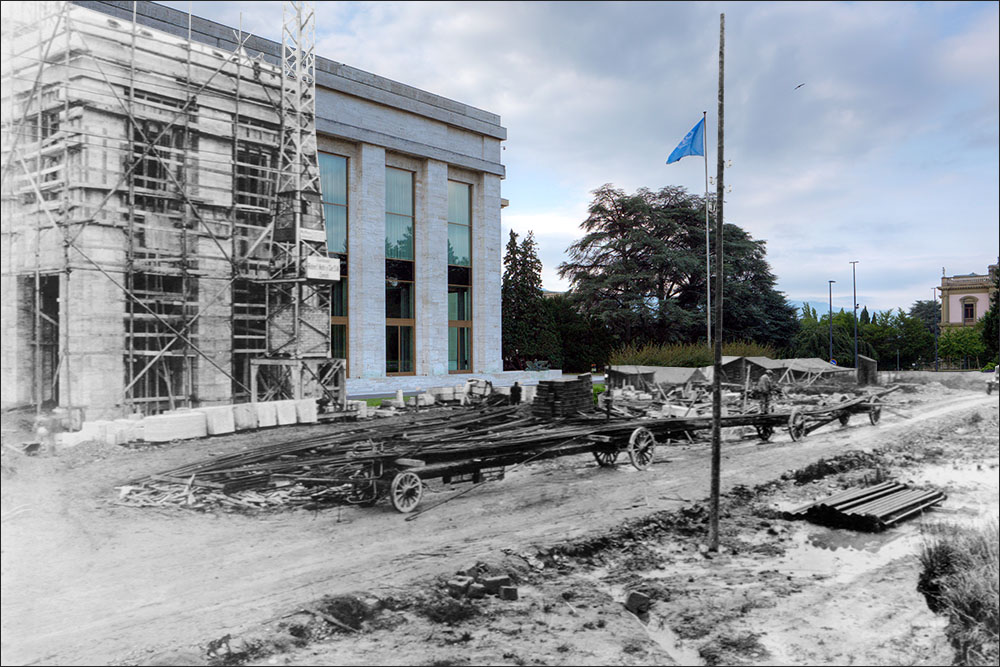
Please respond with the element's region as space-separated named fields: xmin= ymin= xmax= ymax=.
xmin=162 ymin=0 xmax=999 ymax=314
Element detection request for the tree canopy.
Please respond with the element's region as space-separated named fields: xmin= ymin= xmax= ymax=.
xmin=501 ymin=230 xmax=560 ymax=369
xmin=557 ymin=184 xmax=798 ymax=350
xmin=981 ymin=272 xmax=999 ymax=364
xmin=791 ymin=302 xmax=937 ymax=369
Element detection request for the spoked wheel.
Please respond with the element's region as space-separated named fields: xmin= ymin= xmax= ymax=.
xmin=868 ymin=396 xmax=883 ymax=425
xmin=593 ymin=448 xmax=619 ymax=467
xmin=755 ymin=424 xmax=774 ymax=442
xmin=627 ymin=427 xmax=656 ymax=470
xmin=838 ymin=413 xmax=850 ymax=427
xmin=345 ymin=463 xmax=381 ymax=506
xmin=787 ymin=409 xmax=807 ymax=442
xmin=389 ymin=471 xmax=424 ymax=513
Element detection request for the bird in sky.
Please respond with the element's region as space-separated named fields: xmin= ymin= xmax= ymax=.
xmin=794 ymin=83 xmax=806 ymax=90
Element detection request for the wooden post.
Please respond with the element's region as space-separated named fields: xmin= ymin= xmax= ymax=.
xmin=709 ymin=12 xmax=725 ymax=552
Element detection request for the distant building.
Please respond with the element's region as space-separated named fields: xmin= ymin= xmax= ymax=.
xmin=938 ymin=263 xmax=998 ymax=332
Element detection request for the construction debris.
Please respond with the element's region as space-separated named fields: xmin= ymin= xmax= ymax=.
xmin=784 ymin=480 xmax=946 ymax=532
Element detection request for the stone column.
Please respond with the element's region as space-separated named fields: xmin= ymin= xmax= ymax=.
xmin=348 ymin=143 xmax=386 ymax=378
xmin=64 ymin=226 xmax=126 ymax=419
xmin=472 ymin=173 xmax=502 ymax=372
xmin=415 ymin=159 xmax=449 ymax=376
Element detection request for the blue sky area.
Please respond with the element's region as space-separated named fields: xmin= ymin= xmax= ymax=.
xmin=160 ymin=0 xmax=1000 ymax=314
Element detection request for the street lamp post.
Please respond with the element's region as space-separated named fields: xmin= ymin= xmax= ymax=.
xmin=828 ymin=280 xmax=836 ymax=363
xmin=933 ymin=287 xmax=939 ymax=372
xmin=850 ymin=260 xmax=859 ymax=368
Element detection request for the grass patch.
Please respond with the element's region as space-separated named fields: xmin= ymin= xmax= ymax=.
xmin=790 ymin=450 xmax=884 ymax=484
xmin=317 ymin=594 xmax=375 ymax=631
xmin=415 ymin=595 xmax=481 ymax=625
xmin=698 ymin=632 xmax=770 ymax=665
xmin=918 ymin=520 xmax=999 ymax=666
xmin=364 ymin=397 xmax=386 ymax=407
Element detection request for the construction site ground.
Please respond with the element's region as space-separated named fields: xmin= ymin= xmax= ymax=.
xmin=2 ymin=382 xmax=997 ymax=666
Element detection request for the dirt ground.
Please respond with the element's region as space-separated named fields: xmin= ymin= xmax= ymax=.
xmin=2 ymin=383 xmax=997 ymax=666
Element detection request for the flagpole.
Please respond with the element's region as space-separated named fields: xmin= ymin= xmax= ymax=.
xmin=703 ymin=110 xmax=711 ymax=347
xmin=708 ymin=11 xmax=725 ymax=553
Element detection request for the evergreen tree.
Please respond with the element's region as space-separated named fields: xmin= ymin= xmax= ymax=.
xmin=980 ymin=272 xmax=999 ymax=364
xmin=545 ymin=294 xmax=613 ymax=372
xmin=501 ymin=230 xmax=559 ymax=369
xmin=908 ymin=299 xmax=941 ymax=336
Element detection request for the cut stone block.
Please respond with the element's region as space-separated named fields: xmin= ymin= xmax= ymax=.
xmin=468 ymin=583 xmax=487 ymax=599
xmin=143 ymin=411 xmax=208 ymax=442
xmin=254 ymin=402 xmax=278 ymax=428
xmin=499 ymin=586 xmax=519 ymax=601
xmin=196 ymin=406 xmax=236 ymax=435
xmin=113 ymin=418 xmax=141 ymax=443
xmin=295 ymin=399 xmax=318 ymax=423
xmin=625 ymin=591 xmax=651 ymax=615
xmin=80 ymin=420 xmax=112 ymax=445
xmin=274 ymin=400 xmax=298 ymax=425
xmin=233 ymin=403 xmax=258 ymax=430
xmin=447 ymin=576 xmax=473 ymax=598
xmin=54 ymin=430 xmax=90 ymax=449
xmin=482 ymin=575 xmax=511 ymax=594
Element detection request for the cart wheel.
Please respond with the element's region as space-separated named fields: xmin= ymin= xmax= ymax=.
xmin=348 ymin=481 xmax=381 ymax=507
xmin=755 ymin=424 xmax=774 ymax=442
xmin=389 ymin=471 xmax=423 ymax=513
xmin=627 ymin=427 xmax=656 ymax=470
xmin=787 ymin=409 xmax=807 ymax=442
xmin=593 ymin=448 xmax=619 ymax=467
xmin=868 ymin=396 xmax=882 ymax=425
xmin=838 ymin=413 xmax=850 ymax=427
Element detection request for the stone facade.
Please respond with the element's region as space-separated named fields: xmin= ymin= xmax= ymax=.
xmin=939 ymin=264 xmax=997 ymax=332
xmin=2 ymin=1 xmax=508 ymax=416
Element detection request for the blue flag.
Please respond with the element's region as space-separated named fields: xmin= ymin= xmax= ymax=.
xmin=666 ymin=117 xmax=705 ymax=164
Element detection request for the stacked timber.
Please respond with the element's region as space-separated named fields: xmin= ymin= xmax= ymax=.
xmin=785 ymin=481 xmax=945 ymax=532
xmin=531 ymin=375 xmax=594 ymax=418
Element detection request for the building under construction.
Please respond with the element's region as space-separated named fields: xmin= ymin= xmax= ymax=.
xmin=2 ymin=1 xmax=513 ymax=419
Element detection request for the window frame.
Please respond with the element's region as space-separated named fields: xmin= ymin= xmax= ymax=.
xmin=386 ymin=166 xmax=416 ymax=376
xmin=447 ymin=180 xmax=473 ymax=374
xmin=319 ymin=151 xmax=350 ymax=370
xmin=962 ymin=299 xmax=976 ymax=323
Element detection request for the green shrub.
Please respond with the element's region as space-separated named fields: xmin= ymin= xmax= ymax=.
xmin=608 ymin=341 xmax=780 ymax=368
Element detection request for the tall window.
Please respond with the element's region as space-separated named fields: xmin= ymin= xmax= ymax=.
xmin=386 ymin=167 xmax=415 ymax=374
xmin=448 ymin=181 xmax=472 ymax=372
xmin=963 ymin=301 xmax=975 ymax=322
xmin=319 ymin=152 xmax=348 ymax=361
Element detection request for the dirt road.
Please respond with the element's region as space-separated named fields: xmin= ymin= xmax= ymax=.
xmin=1 ymin=390 xmax=994 ymax=665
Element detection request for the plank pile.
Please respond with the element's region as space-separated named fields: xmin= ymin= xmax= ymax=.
xmin=531 ymin=374 xmax=595 ymax=418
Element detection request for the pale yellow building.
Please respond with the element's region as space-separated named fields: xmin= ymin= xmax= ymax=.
xmin=939 ymin=263 xmax=998 ymax=332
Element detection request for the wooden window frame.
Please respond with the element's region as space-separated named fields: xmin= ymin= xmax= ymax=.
xmin=319 ymin=151 xmax=349 ymax=373
xmin=386 ymin=167 xmax=416 ymax=376
xmin=961 ymin=299 xmax=976 ymax=323
xmin=448 ymin=180 xmax=472 ymax=374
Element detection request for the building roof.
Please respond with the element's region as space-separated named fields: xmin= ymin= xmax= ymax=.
xmin=608 ymin=365 xmax=708 ymax=385
xmin=777 ymin=357 xmax=851 ymax=373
